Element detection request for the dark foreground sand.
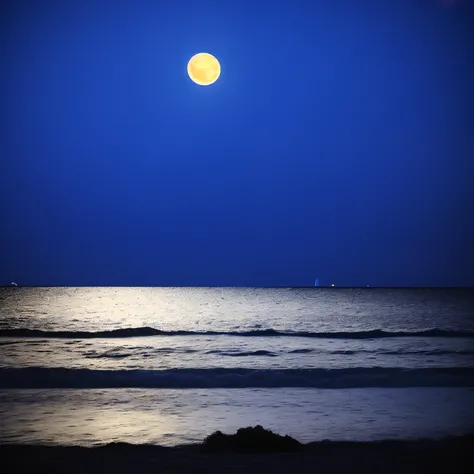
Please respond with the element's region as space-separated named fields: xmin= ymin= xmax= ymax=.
xmin=2 ymin=436 xmax=473 ymax=474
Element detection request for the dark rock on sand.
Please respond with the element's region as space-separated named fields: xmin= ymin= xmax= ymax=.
xmin=201 ymin=425 xmax=302 ymax=453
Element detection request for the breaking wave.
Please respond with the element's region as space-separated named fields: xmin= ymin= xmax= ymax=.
xmin=1 ymin=367 xmax=473 ymax=389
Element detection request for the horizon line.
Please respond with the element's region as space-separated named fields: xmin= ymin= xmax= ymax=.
xmin=1 ymin=285 xmax=473 ymax=289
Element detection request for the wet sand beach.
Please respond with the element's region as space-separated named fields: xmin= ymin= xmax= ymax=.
xmin=2 ymin=435 xmax=473 ymax=474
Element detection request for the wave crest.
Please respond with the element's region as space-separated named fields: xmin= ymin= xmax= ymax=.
xmin=1 ymin=327 xmax=473 ymax=340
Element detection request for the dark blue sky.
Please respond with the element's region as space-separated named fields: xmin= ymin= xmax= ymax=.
xmin=1 ymin=0 xmax=473 ymax=287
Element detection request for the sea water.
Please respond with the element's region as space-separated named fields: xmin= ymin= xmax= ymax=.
xmin=0 ymin=287 xmax=473 ymax=446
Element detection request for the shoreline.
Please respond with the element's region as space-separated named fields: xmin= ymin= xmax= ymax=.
xmin=2 ymin=435 xmax=473 ymax=474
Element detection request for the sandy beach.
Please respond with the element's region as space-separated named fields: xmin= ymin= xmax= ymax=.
xmin=2 ymin=436 xmax=473 ymax=474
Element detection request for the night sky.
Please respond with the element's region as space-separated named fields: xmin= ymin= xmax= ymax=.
xmin=1 ymin=0 xmax=473 ymax=287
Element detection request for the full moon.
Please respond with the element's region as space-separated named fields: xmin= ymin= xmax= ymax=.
xmin=187 ymin=53 xmax=221 ymax=86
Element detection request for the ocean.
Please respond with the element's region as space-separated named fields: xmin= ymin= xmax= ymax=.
xmin=0 ymin=287 xmax=473 ymax=447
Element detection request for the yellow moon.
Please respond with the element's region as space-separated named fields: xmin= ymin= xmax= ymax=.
xmin=187 ymin=53 xmax=221 ymax=86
